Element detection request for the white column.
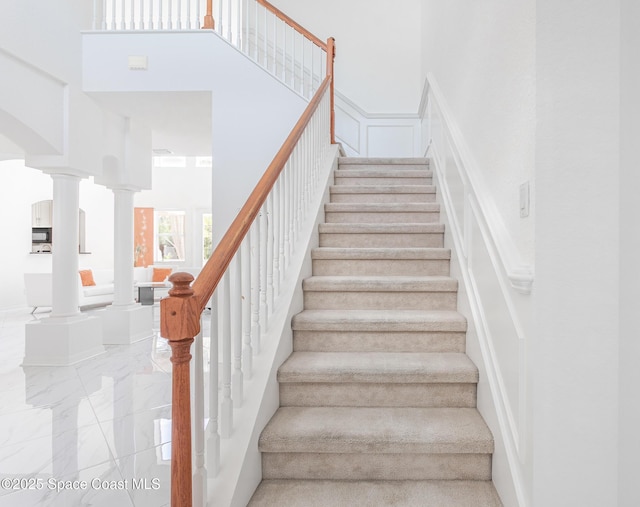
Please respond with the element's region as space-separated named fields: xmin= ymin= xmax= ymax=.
xmin=51 ymin=174 xmax=81 ymax=318
xmin=113 ymin=188 xmax=135 ymax=306
xmin=24 ymin=173 xmax=104 ymax=366
xmin=101 ymin=187 xmax=152 ymax=345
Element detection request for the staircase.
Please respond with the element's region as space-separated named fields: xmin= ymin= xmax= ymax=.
xmin=248 ymin=158 xmax=502 ymax=506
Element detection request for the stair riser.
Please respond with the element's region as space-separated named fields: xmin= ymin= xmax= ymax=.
xmin=312 ymin=259 xmax=450 ymax=276
xmin=293 ymin=331 xmax=467 ymax=353
xmin=279 ymin=383 xmax=477 ymax=408
xmin=325 ymin=211 xmax=440 ymax=224
xmin=330 ymin=193 xmax=437 ymax=203
xmin=338 ymin=164 xmax=429 ymax=171
xmin=319 ymin=232 xmax=444 ymax=248
xmin=335 ymin=176 xmax=432 ymax=185
xmin=304 ymin=291 xmax=458 ymax=311
xmin=262 ymin=453 xmax=492 ymax=481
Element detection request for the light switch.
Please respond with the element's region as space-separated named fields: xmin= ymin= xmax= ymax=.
xmin=520 ymin=182 xmax=530 ymax=218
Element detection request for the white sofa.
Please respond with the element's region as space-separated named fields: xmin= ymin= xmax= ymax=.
xmin=25 ymin=266 xmax=202 ymax=312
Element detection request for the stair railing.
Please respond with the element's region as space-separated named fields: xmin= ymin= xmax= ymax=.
xmin=161 ymin=30 xmax=335 ymax=507
xmin=92 ymin=0 xmax=335 ymax=142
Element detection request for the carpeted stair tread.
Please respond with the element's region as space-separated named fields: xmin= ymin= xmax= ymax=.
xmin=278 ymin=351 xmax=478 ymax=383
xmin=319 ymin=223 xmax=445 ymax=233
xmin=259 ymin=406 xmax=494 ymax=454
xmin=292 ymin=309 xmax=467 ymax=332
xmin=325 ymin=202 xmax=440 ymax=212
xmin=330 ymin=184 xmax=436 ymax=193
xmin=248 ymin=479 xmax=502 ymax=506
xmin=338 ymin=156 xmax=430 ymax=165
xmin=302 ymin=275 xmax=457 ymax=292
xmin=311 ymin=247 xmax=450 ymax=260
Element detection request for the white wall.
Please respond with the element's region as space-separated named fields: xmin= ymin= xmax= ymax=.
xmin=83 ymin=31 xmax=306 ymax=242
xmin=420 ymin=0 xmax=535 ymax=265
xmin=533 ymin=1 xmax=620 ymax=505
xmin=619 ymin=1 xmax=640 ymax=505
xmin=0 ymin=0 xmax=106 ymax=178
xmin=270 ymin=0 xmax=423 ymax=114
xmin=0 ymin=160 xmax=114 ymax=310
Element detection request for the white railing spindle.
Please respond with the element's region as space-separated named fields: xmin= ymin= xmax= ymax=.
xmin=259 ymin=207 xmax=268 ymax=331
xmin=220 ymin=272 xmax=233 ymax=438
xmin=192 ymin=319 xmax=207 ymax=507
xmin=250 ymin=222 xmax=261 ymax=354
xmin=241 ymin=236 xmax=253 ymax=378
xmin=231 ymin=254 xmax=243 ymax=407
xmin=207 ymin=290 xmax=220 ymax=476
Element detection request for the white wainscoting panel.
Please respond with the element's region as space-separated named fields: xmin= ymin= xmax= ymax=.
xmin=424 ymin=74 xmax=530 ymax=507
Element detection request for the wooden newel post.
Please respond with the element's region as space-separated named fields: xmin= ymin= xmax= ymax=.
xmin=160 ymin=272 xmax=201 ymax=507
xmin=326 ymin=37 xmax=336 ymax=144
xmin=203 ymin=0 xmax=215 ymax=29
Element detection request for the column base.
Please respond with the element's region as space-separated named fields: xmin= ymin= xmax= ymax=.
xmin=24 ymin=315 xmax=105 ymax=366
xmin=100 ymin=304 xmax=154 ymax=345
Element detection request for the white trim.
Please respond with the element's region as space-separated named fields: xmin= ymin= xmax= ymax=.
xmin=432 ymin=154 xmax=528 ymax=507
xmin=425 ymin=73 xmax=534 ymax=293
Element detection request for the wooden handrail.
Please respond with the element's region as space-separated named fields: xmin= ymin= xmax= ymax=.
xmin=162 ymin=6 xmax=336 ymax=505
xmin=191 ymin=75 xmax=331 ymax=310
xmin=256 ymin=0 xmax=327 ymax=50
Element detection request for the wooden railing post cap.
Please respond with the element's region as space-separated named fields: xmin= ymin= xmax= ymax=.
xmin=168 ymin=272 xmax=195 ymax=298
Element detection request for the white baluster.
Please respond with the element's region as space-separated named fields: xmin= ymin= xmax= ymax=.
xmin=291 ymin=27 xmax=296 ymax=89
xmin=130 ymin=0 xmax=134 ymax=29
xmin=282 ymin=21 xmax=287 ymax=82
xmin=250 ymin=222 xmax=261 ymax=354
xmin=92 ymin=0 xmax=99 ymax=30
xmin=217 ymin=0 xmax=223 ymax=36
xmin=272 ymin=11 xmax=277 ymax=75
xmin=272 ymin=179 xmax=280 ymax=297
xmin=231 ymin=255 xmax=243 ymax=407
xmin=158 ymin=0 xmax=163 ymax=29
xmin=120 ymin=0 xmax=126 ymax=29
xmin=186 ymin=0 xmax=191 ymax=29
xmin=266 ymin=194 xmax=274 ymax=311
xmin=263 ymin=7 xmax=268 ymax=68
xmin=253 ymin=0 xmax=258 ymax=60
xmin=259 ymin=207 xmax=268 ymax=331
xmin=220 ymin=272 xmax=233 ymax=438
xmin=241 ymin=237 xmax=253 ymax=379
xmin=227 ymin=0 xmax=232 ymax=41
xmin=206 ymin=290 xmax=220 ymax=476
xmin=301 ymin=37 xmax=306 ymax=96
xmin=278 ymin=174 xmax=286 ymax=282
xmin=149 ymin=0 xmax=154 ymax=29
xmin=192 ymin=319 xmax=207 ymax=507
xmin=236 ymin=0 xmax=241 ymax=47
xmin=195 ymin=0 xmax=199 ymax=29
xmin=139 ymin=0 xmax=145 ymax=29
xmin=167 ymin=0 xmax=173 ymax=29
xmin=283 ymin=161 xmax=291 ymax=268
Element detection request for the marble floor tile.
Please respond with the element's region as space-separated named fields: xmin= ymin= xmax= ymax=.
xmin=0 ymin=307 xmax=188 ymax=507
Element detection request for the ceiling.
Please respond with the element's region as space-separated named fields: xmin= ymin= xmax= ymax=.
xmin=91 ymin=90 xmax=212 ymax=157
xmin=0 ymin=90 xmax=212 ymax=161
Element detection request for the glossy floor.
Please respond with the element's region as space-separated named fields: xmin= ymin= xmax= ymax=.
xmin=0 ymin=306 xmax=209 ymax=507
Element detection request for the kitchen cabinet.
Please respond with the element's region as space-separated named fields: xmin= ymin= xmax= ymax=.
xmin=32 ymin=200 xmax=53 ymax=227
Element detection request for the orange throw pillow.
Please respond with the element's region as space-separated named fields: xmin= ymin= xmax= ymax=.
xmin=79 ymin=269 xmax=96 ymax=287
xmin=152 ymin=267 xmax=172 ymax=282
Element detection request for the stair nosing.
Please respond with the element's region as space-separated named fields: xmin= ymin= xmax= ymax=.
xmin=311 ymin=247 xmax=451 ymax=260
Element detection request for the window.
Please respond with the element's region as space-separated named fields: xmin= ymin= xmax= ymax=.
xmin=202 ymin=213 xmax=213 ymax=264
xmin=155 ymin=210 xmax=186 ymax=262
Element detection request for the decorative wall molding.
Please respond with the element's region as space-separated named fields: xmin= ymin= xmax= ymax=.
xmin=334 ymin=91 xmax=422 ymax=158
xmin=424 ymin=72 xmax=530 ymax=507
xmin=425 ymin=73 xmax=534 ymax=294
